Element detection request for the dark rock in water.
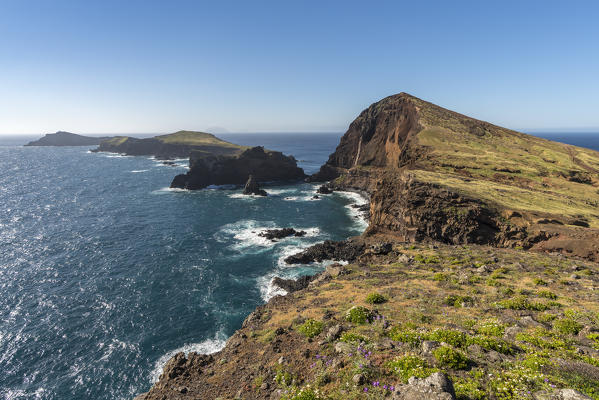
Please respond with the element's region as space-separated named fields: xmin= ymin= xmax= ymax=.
xmin=312 ymin=195 xmax=320 ymax=199
xmin=171 ymin=146 xmax=306 ymax=190
xmin=258 ymin=228 xmax=306 ymax=241
xmin=272 ymin=275 xmax=316 ymax=293
xmin=242 ymin=175 xmax=267 ymax=196
xmin=317 ymin=185 xmax=333 ymax=194
xmin=284 ymin=239 xmax=365 ymax=264
xmin=162 ymin=161 xmax=177 ymax=166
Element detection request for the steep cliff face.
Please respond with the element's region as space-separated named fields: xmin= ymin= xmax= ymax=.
xmin=170 ymin=146 xmax=306 ymax=190
xmin=326 ymin=94 xmax=421 ymax=169
xmin=314 ymin=93 xmax=599 ymax=261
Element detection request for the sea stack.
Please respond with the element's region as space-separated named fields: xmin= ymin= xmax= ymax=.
xmin=242 ymin=175 xmax=267 ymax=196
xmin=170 ymin=146 xmax=306 ymax=190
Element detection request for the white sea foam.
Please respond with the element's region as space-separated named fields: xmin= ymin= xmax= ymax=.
xmin=228 ymin=193 xmax=261 ymax=199
xmin=335 ymin=191 xmax=369 ymax=231
xmin=150 ymin=331 xmax=227 ymax=383
xmin=130 ymin=170 xmax=149 ymax=173
xmin=257 ymin=274 xmax=288 ymax=302
xmin=218 ymin=220 xmax=321 ymax=251
xmin=266 ymin=188 xmax=299 ymax=195
xmin=104 ymin=154 xmax=130 ymax=158
xmin=151 ymin=187 xmax=189 ymax=194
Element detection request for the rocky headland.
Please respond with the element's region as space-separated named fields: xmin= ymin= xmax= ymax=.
xmin=309 ymin=93 xmax=599 ymax=262
xmin=136 ymin=94 xmax=599 ymax=400
xmin=25 ymin=131 xmax=113 ymax=146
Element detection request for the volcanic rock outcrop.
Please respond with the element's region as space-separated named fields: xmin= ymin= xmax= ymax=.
xmin=242 ymin=175 xmax=268 ymax=196
xmin=170 ymin=146 xmax=306 ymax=190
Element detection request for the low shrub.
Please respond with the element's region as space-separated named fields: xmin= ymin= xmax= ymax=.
xmin=339 ymin=332 xmax=369 ymax=344
xmin=429 ymin=329 xmax=468 ymax=348
xmin=345 ymin=306 xmax=372 ymax=324
xmin=433 ymin=346 xmax=468 ymax=369
xmin=365 ymin=292 xmax=387 ymax=304
xmin=496 ymin=295 xmax=549 ymax=311
xmin=475 ymin=320 xmax=505 ymax=337
xmin=537 ymin=290 xmax=558 ymax=300
xmin=281 ymin=386 xmax=327 ymax=400
xmin=553 ymin=318 xmax=583 ymax=335
xmin=388 ymin=327 xmax=426 ymax=345
xmin=443 ymin=294 xmax=474 ymax=308
xmin=533 ymin=278 xmax=548 ymax=286
xmin=468 ymin=335 xmax=516 ymax=355
xmin=433 ymin=273 xmax=448 ymax=281
xmin=298 ymin=319 xmax=324 ymax=338
xmin=387 ymin=355 xmax=438 ymax=382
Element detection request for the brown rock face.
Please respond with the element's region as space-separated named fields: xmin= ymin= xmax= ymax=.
xmin=367 ymin=172 xmax=500 ymax=244
xmin=327 ymin=93 xmax=421 ymax=169
xmin=310 ymin=93 xmax=422 ymax=181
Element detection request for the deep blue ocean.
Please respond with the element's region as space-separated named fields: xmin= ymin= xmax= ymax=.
xmin=0 ymin=131 xmax=597 ymax=399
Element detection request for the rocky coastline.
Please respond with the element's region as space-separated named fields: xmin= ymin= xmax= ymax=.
xmin=135 ymin=94 xmax=599 ymax=400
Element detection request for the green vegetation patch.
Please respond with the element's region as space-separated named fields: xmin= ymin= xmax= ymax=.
xmin=365 ymin=292 xmax=387 ymax=304
xmin=496 ymin=295 xmax=549 ymax=311
xmin=345 ymin=306 xmax=372 ymax=324
xmin=298 ymin=319 xmax=324 ymax=338
xmin=433 ymin=346 xmax=469 ymax=370
xmin=429 ymin=329 xmax=468 ymax=348
xmin=553 ymin=318 xmax=583 ymax=336
xmin=339 ymin=332 xmax=369 ymax=345
xmin=387 ymin=355 xmax=438 ymax=382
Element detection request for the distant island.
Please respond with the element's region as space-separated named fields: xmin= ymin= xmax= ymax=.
xmin=92 ymin=130 xmax=244 ymax=160
xmin=25 ymin=131 xmax=113 ymax=146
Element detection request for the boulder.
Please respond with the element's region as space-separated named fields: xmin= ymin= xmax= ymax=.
xmin=393 ymin=372 xmax=456 ymax=400
xmin=533 ymin=389 xmax=593 ymax=400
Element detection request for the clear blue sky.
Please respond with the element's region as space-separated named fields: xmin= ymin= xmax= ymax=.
xmin=1 ymin=0 xmax=598 ymax=134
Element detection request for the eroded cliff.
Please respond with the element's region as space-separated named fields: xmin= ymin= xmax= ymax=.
xmin=313 ymin=93 xmax=599 ymax=261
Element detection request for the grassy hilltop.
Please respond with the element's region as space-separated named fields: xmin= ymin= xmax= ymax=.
xmin=411 ymin=95 xmax=599 ymax=228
